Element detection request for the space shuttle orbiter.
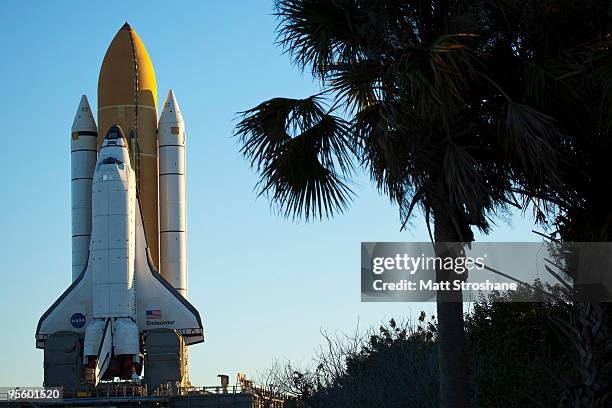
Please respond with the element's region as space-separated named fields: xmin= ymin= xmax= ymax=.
xmin=35 ymin=23 xmax=203 ymax=386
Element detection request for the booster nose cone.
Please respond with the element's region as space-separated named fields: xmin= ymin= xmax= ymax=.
xmin=72 ymin=95 xmax=97 ymax=132
xmin=159 ymin=89 xmax=183 ymax=125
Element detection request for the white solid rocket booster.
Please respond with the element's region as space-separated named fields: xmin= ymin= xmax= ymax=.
xmin=71 ymin=96 xmax=98 ymax=281
xmin=158 ymin=90 xmax=187 ymax=298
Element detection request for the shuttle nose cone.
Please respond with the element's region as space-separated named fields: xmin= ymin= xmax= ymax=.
xmin=100 ymin=124 xmax=131 ymax=165
xmin=105 ymin=124 xmax=127 ymax=141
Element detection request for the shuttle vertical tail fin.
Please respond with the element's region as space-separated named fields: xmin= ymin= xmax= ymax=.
xmin=95 ymin=318 xmax=113 ymax=385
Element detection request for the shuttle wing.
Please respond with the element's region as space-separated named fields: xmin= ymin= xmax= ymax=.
xmin=35 ymin=261 xmax=93 ymax=348
xmin=133 ymin=198 xmax=204 ymax=345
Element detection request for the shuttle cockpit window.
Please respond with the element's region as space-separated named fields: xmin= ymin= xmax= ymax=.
xmin=101 ymin=157 xmax=125 ymax=170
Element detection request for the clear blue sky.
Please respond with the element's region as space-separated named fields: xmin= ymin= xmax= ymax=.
xmin=0 ymin=1 xmax=539 ymax=387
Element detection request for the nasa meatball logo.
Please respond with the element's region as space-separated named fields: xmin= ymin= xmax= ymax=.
xmin=70 ymin=312 xmax=86 ymax=328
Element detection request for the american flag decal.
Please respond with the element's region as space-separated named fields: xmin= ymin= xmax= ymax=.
xmin=146 ymin=310 xmax=162 ymax=319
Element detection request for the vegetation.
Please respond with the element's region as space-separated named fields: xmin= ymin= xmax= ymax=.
xmin=235 ymin=0 xmax=612 ymax=405
xmin=235 ymin=2 xmax=562 ymax=406
xmin=467 ymin=290 xmax=571 ymax=407
xmin=268 ymin=292 xmax=571 ymax=408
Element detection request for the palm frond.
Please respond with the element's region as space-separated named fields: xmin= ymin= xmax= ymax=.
xmin=499 ymin=101 xmax=561 ymax=185
xmin=274 ymin=0 xmax=366 ymax=77
xmin=327 ymin=59 xmax=383 ymax=112
xmin=442 ymin=142 xmax=492 ymax=222
xmin=236 ymin=96 xmax=325 ymax=168
xmin=353 ymin=101 xmax=411 ymax=204
xmin=390 ymin=33 xmax=479 ymax=115
xmin=235 ymin=96 xmax=355 ymax=220
xmin=584 ymin=40 xmax=612 ymax=129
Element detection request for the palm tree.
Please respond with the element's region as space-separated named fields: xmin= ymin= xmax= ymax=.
xmin=486 ymin=1 xmax=612 ymax=404
xmin=235 ymin=1 xmax=560 ymax=406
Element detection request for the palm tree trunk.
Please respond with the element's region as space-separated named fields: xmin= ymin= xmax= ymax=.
xmin=433 ymin=204 xmax=470 ymax=408
xmin=560 ymin=302 xmax=612 ymax=407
